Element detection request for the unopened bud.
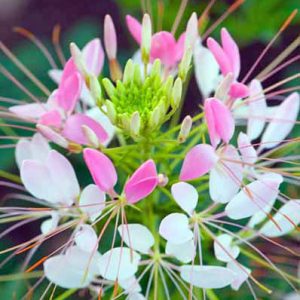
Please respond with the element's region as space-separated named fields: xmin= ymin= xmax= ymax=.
xmin=123 ymin=59 xmax=134 ymax=84
xmin=149 ymin=101 xmax=165 ymax=128
xmin=102 ymin=78 xmax=116 ymax=98
xmin=150 ymin=59 xmax=161 ymax=77
xmin=104 ymin=15 xmax=117 ymax=60
xmin=178 ymin=115 xmax=192 ymax=143
xmin=178 ymin=46 xmax=193 ymax=81
xmin=105 ymin=100 xmax=116 ymax=123
xmin=171 ymin=78 xmax=182 ymax=108
xmin=158 ymin=173 xmax=169 ymax=187
xmin=184 ymin=13 xmax=198 ymax=51
xmin=37 ymin=124 xmax=68 ymax=149
xmin=130 ymin=111 xmax=141 ymax=137
xmin=68 ymin=142 xmax=83 ymax=153
xmin=81 ymin=125 xmax=100 ymax=148
xmin=141 ymin=14 xmax=152 ymax=64
xmin=89 ymin=75 xmax=102 ymax=105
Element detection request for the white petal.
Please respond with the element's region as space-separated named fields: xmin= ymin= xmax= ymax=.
xmin=98 ymin=247 xmax=140 ymax=281
xmin=227 ymin=261 xmax=251 ymax=290
xmin=171 ymin=182 xmax=198 ymax=215
xmin=79 ymin=184 xmax=106 ymax=221
xmin=214 ymin=234 xmax=240 ymax=262
xmin=194 ymin=39 xmax=220 ymax=98
xmin=260 ymin=200 xmax=300 ymax=237
xmin=75 ymin=224 xmax=98 ymax=253
xmin=127 ymin=293 xmax=146 ymax=300
xmin=48 ymin=69 xmax=63 ymax=84
xmin=40 ymin=212 xmax=59 ymax=234
xmin=118 ymin=224 xmax=154 ymax=254
xmin=80 ymin=82 xmax=96 ymax=106
xmin=159 ymin=213 xmax=193 ymax=244
xmin=283 ymin=293 xmax=300 ymax=300
xmin=180 ymin=265 xmax=236 ymax=289
xmin=46 ymin=150 xmax=80 ymax=205
xmin=86 ymin=107 xmax=115 ymax=146
xmin=260 ymin=92 xmax=300 ymax=149
xmin=119 ymin=276 xmax=142 ymax=294
xmin=225 ymin=176 xmax=281 ymax=220
xmin=210 ymin=146 xmax=243 ymax=203
xmin=237 ymin=132 xmax=257 ymax=164
xmin=247 ymin=79 xmax=267 ymax=140
xmin=9 ymin=103 xmax=48 ymax=119
xmin=166 ymin=239 xmax=195 ymax=263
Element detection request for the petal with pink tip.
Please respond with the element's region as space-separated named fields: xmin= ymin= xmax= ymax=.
xmin=260 ymin=200 xmax=300 ymax=237
xmin=104 ymin=15 xmax=117 ymax=60
xmin=39 ymin=110 xmax=62 ymax=127
xmin=56 ymin=72 xmax=82 ymax=113
xmin=175 ymin=32 xmax=186 ymax=62
xmin=150 ymin=31 xmax=177 ymax=67
xmin=209 ymin=145 xmax=243 ymax=203
xmin=225 ymin=176 xmax=281 ymax=220
xmin=180 ymin=144 xmax=218 ymax=181
xmin=260 ymin=92 xmax=300 ymax=150
xmin=60 ymin=58 xmax=78 ymax=83
xmin=9 ymin=103 xmax=48 ymax=120
xmin=207 ymin=37 xmax=232 ymax=76
xmin=237 ymin=132 xmax=257 ymax=164
xmin=159 ymin=213 xmax=193 ymax=244
xmin=180 ymin=265 xmax=236 ymax=289
xmin=62 ymin=113 xmax=109 ymax=145
xmin=79 ymin=184 xmax=106 ymax=221
xmin=247 ymin=79 xmax=267 ymax=140
xmin=83 ymin=148 xmax=117 ymax=193
xmin=82 ymin=38 xmax=104 ymax=76
xmin=124 ymin=160 xmax=158 ymax=204
xmin=221 ymin=28 xmax=240 ymax=78
xmin=171 ymin=182 xmax=198 ymax=215
xmin=126 ymin=15 xmax=142 ymax=44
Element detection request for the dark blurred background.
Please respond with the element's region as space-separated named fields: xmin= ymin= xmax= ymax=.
xmin=0 ymin=0 xmax=299 ymax=299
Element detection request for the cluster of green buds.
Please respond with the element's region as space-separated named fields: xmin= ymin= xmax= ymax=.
xmin=101 ymin=59 xmax=183 ymax=140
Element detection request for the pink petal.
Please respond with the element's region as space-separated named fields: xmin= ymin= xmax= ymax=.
xmin=83 ymin=148 xmax=117 ymax=193
xmin=221 ymin=28 xmax=240 ymax=78
xmin=175 ymin=32 xmax=186 ymax=62
xmin=229 ymin=82 xmax=249 ymax=99
xmin=207 ymin=37 xmax=232 ymax=76
xmin=56 ymin=72 xmax=82 ymax=113
xmin=150 ymin=32 xmax=177 ymax=67
xmin=61 ymin=58 xmax=78 ymax=83
xmin=104 ymin=15 xmax=117 ymax=60
xmin=39 ymin=110 xmax=62 ymax=127
xmin=260 ymin=92 xmax=300 ymax=150
xmin=82 ymin=38 xmax=104 ymax=76
xmin=124 ymin=160 xmax=158 ymax=204
xmin=205 ymin=98 xmax=235 ymax=147
xmin=62 ymin=113 xmax=109 ymax=145
xmin=180 ymin=144 xmax=218 ymax=181
xmin=9 ymin=103 xmax=48 ymax=120
xmin=126 ymin=15 xmax=142 ymax=44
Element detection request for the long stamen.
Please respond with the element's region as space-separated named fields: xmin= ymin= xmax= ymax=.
xmin=171 ymin=0 xmax=189 ymax=35
xmin=52 ymin=24 xmax=66 ymax=66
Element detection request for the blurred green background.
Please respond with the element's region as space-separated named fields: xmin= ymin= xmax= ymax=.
xmin=0 ymin=0 xmax=299 ymax=299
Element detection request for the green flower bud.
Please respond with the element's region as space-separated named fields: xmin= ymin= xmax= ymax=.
xmin=171 ymin=78 xmax=182 ymax=109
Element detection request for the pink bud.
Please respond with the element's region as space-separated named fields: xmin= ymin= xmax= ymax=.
xmin=104 ymin=15 xmax=117 ymax=60
xmin=229 ymin=82 xmax=249 ymax=99
xmin=37 ymin=124 xmax=68 ymax=149
xmin=83 ymin=148 xmax=117 ymax=194
xmin=126 ymin=15 xmax=142 ymax=44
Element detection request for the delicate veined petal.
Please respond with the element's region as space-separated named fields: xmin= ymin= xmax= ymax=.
xmin=180 ymin=265 xmax=236 ymax=288
xmin=98 ymin=247 xmax=141 ymax=281
xmin=207 ymin=37 xmax=232 ymax=76
xmin=247 ymin=79 xmax=267 ymax=140
xmin=225 ymin=175 xmax=281 ymax=220
xmin=180 ymin=144 xmax=218 ymax=181
xmin=118 ymin=224 xmax=154 ymax=254
xmin=221 ymin=28 xmax=240 ymax=78
xmin=16 ymin=133 xmax=51 ymax=168
xmin=227 ymin=261 xmax=251 ymax=291
xmin=40 ymin=212 xmax=59 ymax=234
xmin=171 ymin=182 xmax=198 ymax=215
xmin=86 ymin=107 xmax=115 ymax=146
xmin=166 ymin=239 xmax=195 ymax=263
xmin=62 ymin=113 xmax=109 ymax=145
xmin=260 ymin=200 xmax=300 ymax=237
xmin=209 ymin=145 xmax=243 ymax=203
xmin=124 ymin=160 xmax=158 ymax=204
xmin=119 ymin=276 xmax=142 ymax=294
xmin=237 ymin=132 xmax=257 ymax=164
xmin=46 ymin=150 xmax=80 ymax=205
xmin=79 ymin=184 xmax=106 ymax=221
xmin=126 ymin=15 xmax=142 ymax=44
xmin=74 ymin=224 xmax=98 ymax=253
xmin=9 ymin=103 xmax=48 ymax=119
xmin=204 ymin=98 xmax=235 ymax=147
xmin=248 ymin=198 xmax=275 ymax=228
xmin=194 ymin=40 xmax=220 ymax=98
xmin=82 ymin=38 xmax=104 ymax=76
xmin=150 ymin=31 xmax=177 ymax=67
xmin=83 ymin=148 xmax=117 ymax=193
xmin=159 ymin=213 xmax=193 ymax=244
xmin=260 ymin=92 xmax=300 ymax=150
xmin=56 ymin=72 xmax=82 ymax=114
xmin=44 ymin=245 xmax=101 ymax=289
xmin=214 ymin=234 xmax=240 ymax=262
